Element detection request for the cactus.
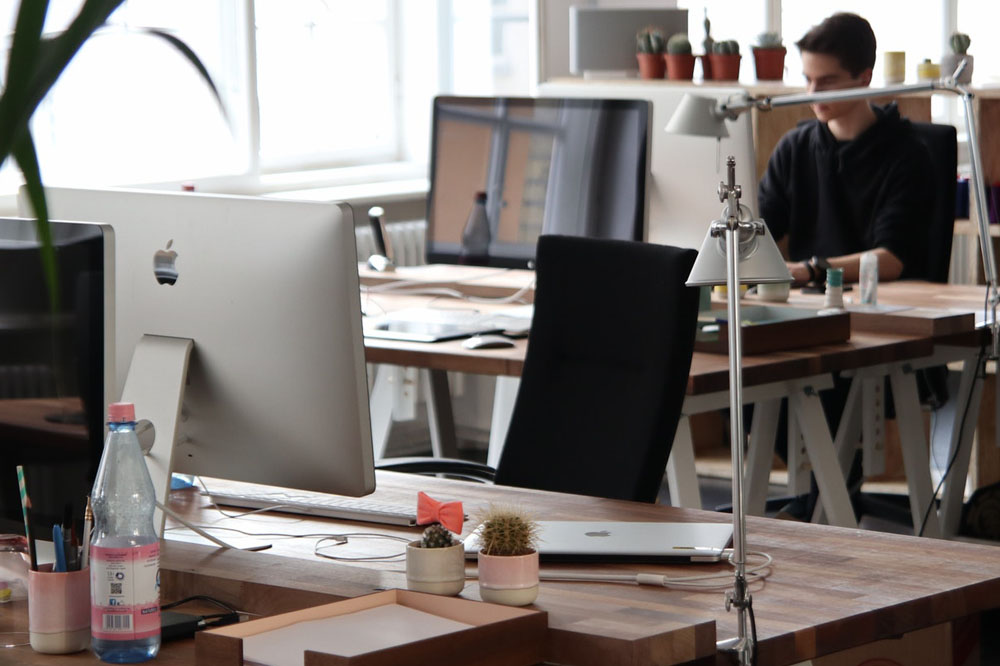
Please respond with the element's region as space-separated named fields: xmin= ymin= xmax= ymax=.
xmin=702 ymin=9 xmax=714 ymax=55
xmin=666 ymin=33 xmax=692 ymax=55
xmin=421 ymin=523 xmax=456 ymax=548
xmin=475 ymin=505 xmax=539 ymax=557
xmin=713 ymin=40 xmax=739 ymax=56
xmin=950 ymin=32 xmax=971 ymax=55
xmin=756 ymin=32 xmax=783 ymax=49
xmin=636 ymin=26 xmax=665 ymax=54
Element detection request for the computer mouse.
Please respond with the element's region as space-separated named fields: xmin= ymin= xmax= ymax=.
xmin=461 ymin=334 xmax=515 ymax=350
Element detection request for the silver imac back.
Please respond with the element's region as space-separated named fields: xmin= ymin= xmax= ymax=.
xmin=25 ymin=187 xmax=375 ymax=504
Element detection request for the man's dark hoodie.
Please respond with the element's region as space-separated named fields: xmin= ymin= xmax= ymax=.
xmin=758 ymin=102 xmax=932 ymax=278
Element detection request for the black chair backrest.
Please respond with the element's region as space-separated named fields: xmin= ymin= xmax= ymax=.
xmin=493 ymin=235 xmax=700 ymax=503
xmin=911 ymin=121 xmax=957 ymax=283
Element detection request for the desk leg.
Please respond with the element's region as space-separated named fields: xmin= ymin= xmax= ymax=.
xmin=936 ymin=354 xmax=984 ymax=537
xmin=487 ymin=377 xmax=520 ymax=468
xmin=889 ymin=366 xmax=942 ymax=538
xmin=369 ymin=365 xmax=394 ymax=460
xmin=666 ymin=416 xmax=702 ymax=509
xmin=745 ymin=399 xmax=780 ymax=516
xmin=789 ymin=384 xmax=858 ymax=528
xmin=422 ymin=369 xmax=459 ymax=459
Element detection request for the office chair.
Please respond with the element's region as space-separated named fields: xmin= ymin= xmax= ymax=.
xmin=852 ymin=121 xmax=958 ymax=527
xmin=378 ymin=234 xmax=701 ymax=503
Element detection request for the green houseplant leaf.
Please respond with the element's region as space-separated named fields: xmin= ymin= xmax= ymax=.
xmin=0 ymin=0 xmax=226 ymax=306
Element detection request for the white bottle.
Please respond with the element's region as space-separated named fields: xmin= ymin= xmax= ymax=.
xmin=90 ymin=402 xmax=160 ymax=662
xmin=859 ymin=251 xmax=878 ymax=306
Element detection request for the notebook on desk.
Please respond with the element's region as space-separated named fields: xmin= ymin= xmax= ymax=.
xmin=464 ymin=520 xmax=733 ymax=563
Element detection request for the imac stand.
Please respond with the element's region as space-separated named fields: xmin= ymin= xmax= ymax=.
xmin=119 ymin=334 xmax=242 ymax=550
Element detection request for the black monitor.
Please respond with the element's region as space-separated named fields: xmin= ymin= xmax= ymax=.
xmin=0 ymin=219 xmax=113 ymax=540
xmin=426 ymin=96 xmax=649 ymax=269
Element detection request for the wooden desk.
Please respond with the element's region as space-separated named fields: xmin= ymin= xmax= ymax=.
xmin=6 ymin=472 xmax=998 ymax=665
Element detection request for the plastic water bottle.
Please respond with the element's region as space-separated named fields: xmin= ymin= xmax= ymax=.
xmin=90 ymin=402 xmax=160 ymax=663
xmin=459 ymin=191 xmax=491 ymax=265
xmin=859 ymin=251 xmax=878 ymax=305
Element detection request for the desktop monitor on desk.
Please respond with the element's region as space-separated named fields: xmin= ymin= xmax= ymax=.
xmin=23 ymin=188 xmax=375 ymax=531
xmin=427 ymin=96 xmax=649 ymax=268
xmin=0 ymin=218 xmax=114 ymax=539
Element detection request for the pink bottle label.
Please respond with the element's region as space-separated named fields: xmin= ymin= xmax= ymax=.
xmin=90 ymin=543 xmax=160 ymax=640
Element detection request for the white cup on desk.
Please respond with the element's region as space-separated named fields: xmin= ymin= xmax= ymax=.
xmin=757 ymin=282 xmax=790 ymax=302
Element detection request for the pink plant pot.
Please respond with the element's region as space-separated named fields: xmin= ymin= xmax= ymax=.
xmin=477 ymin=550 xmax=539 ymax=606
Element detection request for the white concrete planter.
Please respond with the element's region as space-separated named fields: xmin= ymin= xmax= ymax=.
xmin=941 ymin=53 xmax=973 ymax=83
xmin=405 ymin=541 xmax=466 ymax=596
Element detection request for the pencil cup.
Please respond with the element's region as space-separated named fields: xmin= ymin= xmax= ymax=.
xmin=28 ymin=565 xmax=90 ymax=654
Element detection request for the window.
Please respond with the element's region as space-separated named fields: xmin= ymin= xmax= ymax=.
xmin=0 ymin=0 xmax=531 ymax=195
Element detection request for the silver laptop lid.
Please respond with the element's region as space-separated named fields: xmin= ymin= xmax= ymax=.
xmin=465 ymin=521 xmax=733 ymax=563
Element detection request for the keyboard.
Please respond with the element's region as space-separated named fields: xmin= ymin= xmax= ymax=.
xmin=375 ymin=306 xmax=533 ymax=336
xmin=204 ymin=489 xmax=418 ymax=527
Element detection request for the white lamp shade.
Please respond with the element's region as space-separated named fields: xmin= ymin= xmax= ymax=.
xmin=664 ymin=93 xmax=729 ymax=138
xmin=686 ymin=219 xmax=792 ymax=286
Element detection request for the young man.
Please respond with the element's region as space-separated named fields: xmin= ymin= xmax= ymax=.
xmin=758 ymin=13 xmax=933 ymax=287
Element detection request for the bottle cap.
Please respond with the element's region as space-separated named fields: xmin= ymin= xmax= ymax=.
xmin=474 ymin=191 xmax=487 ymax=202
xmin=108 ymin=402 xmax=136 ymax=423
xmin=826 ymin=267 xmax=843 ymax=288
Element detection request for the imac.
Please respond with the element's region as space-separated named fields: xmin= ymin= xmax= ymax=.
xmin=0 ymin=218 xmax=114 ymax=539
xmin=427 ymin=96 xmax=649 ymax=268
xmin=24 ymin=188 xmax=375 ymax=533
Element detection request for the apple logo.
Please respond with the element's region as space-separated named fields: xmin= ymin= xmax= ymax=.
xmin=153 ymin=239 xmax=179 ymax=285
xmin=584 ymin=530 xmax=611 ymax=538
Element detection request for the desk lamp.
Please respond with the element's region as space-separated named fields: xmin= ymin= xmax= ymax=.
xmin=680 ymin=155 xmax=791 ymax=666
xmin=667 ymin=59 xmax=1000 ymax=358
xmin=667 ymin=60 xmax=998 ymax=666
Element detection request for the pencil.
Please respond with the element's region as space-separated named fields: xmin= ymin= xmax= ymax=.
xmin=15 ymin=465 xmax=38 ymax=571
xmin=81 ymin=496 xmax=93 ymax=569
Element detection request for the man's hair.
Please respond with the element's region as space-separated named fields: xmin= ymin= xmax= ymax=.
xmin=795 ymin=13 xmax=876 ymax=77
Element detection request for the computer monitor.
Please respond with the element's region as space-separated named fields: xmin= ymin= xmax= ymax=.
xmin=426 ymin=96 xmax=649 ymax=269
xmin=0 ymin=218 xmax=114 ymax=539
xmin=24 ymin=188 xmax=375 ymax=527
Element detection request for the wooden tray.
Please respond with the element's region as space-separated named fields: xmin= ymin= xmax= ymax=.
xmin=696 ymin=305 xmax=851 ymax=355
xmin=195 ymin=588 xmax=547 ymax=666
xmin=845 ymin=304 xmax=975 ymax=337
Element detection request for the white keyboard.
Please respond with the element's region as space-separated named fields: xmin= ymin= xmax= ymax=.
xmin=204 ymin=490 xmax=418 ymax=527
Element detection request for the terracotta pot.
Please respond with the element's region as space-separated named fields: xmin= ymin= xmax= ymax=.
xmin=752 ymin=47 xmax=786 ymax=81
xmin=405 ymin=541 xmax=466 ymax=596
xmin=699 ymin=54 xmax=713 ymax=80
xmin=708 ymin=53 xmax=741 ymax=81
xmin=477 ymin=550 xmax=539 ymax=606
xmin=665 ymin=53 xmax=696 ymax=81
xmin=636 ymin=53 xmax=666 ymax=80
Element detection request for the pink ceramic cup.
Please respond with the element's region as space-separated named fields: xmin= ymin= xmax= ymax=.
xmin=28 ymin=565 xmax=91 ymax=654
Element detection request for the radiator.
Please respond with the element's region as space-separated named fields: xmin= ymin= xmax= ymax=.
xmin=355 ymin=220 xmax=427 ymax=267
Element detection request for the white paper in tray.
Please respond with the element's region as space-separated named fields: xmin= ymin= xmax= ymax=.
xmin=241 ymin=604 xmax=473 ymax=666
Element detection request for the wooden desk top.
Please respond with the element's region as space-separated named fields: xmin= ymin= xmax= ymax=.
xmin=5 ymin=472 xmax=1000 ymax=666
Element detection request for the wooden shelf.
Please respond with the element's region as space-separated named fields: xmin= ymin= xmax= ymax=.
xmin=954 ymin=220 xmax=1000 ymax=237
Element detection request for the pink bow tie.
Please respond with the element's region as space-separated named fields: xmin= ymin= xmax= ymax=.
xmin=416 ymin=491 xmax=463 ymax=534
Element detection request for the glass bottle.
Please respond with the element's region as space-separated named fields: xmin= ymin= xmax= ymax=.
xmin=459 ymin=191 xmax=491 ymax=265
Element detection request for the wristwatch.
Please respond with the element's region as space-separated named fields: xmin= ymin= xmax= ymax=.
xmin=809 ymin=256 xmax=831 ymax=283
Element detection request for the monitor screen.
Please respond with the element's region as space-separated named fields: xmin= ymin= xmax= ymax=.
xmin=0 ymin=218 xmax=113 ymax=539
xmin=427 ymin=96 xmax=649 ymax=269
xmin=29 ymin=188 xmax=375 ymax=519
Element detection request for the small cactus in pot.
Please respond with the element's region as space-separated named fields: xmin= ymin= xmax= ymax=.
xmin=752 ymin=32 xmax=786 ymax=81
xmin=943 ymin=31 xmax=973 ymax=83
xmin=475 ymin=505 xmax=540 ymax=606
xmin=709 ymin=39 xmax=742 ymax=81
xmin=406 ymin=492 xmax=466 ymax=596
xmin=635 ymin=25 xmax=667 ymax=79
xmin=665 ymin=33 xmax=696 ymax=81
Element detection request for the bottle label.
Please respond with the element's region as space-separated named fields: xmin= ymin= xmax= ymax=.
xmin=90 ymin=543 xmax=160 ymax=640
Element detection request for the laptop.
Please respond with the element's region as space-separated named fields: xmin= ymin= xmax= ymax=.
xmin=464 ymin=520 xmax=733 ymax=564
xmin=363 ymin=306 xmax=532 ymax=342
